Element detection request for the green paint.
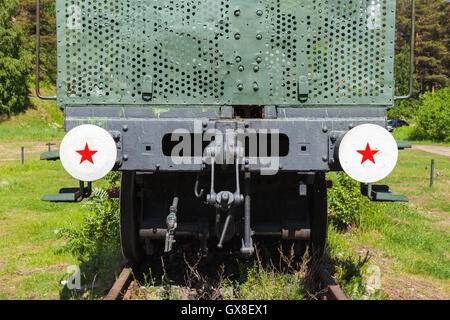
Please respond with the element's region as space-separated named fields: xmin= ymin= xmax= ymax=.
xmin=56 ymin=1 xmax=396 ymax=108
xmin=153 ymin=107 xmax=171 ymax=119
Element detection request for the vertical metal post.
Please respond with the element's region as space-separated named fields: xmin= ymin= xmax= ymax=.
xmin=21 ymin=146 xmax=24 ymax=164
xmin=46 ymin=142 xmax=56 ymax=152
xmin=244 ymin=172 xmax=251 ymax=246
xmin=395 ymin=0 xmax=416 ymax=100
xmin=240 ymin=172 xmax=254 ymax=256
xmin=35 ymin=0 xmax=56 ymax=100
xmin=430 ymin=160 xmax=434 ymax=187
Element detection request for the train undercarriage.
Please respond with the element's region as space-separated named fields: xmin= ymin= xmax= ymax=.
xmin=120 ymin=170 xmax=328 ymax=266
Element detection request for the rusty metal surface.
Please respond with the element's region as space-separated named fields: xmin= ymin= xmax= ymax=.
xmin=104 ymin=267 xmax=133 ymax=300
xmin=319 ymin=266 xmax=350 ymax=300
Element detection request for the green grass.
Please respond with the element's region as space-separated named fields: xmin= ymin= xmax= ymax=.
xmin=0 ymin=88 xmax=118 ymax=299
xmin=0 ymin=160 xmax=84 ymax=299
xmin=327 ymin=149 xmax=450 ymax=299
xmin=0 ymin=158 xmax=117 ymax=299
xmin=0 ymin=88 xmax=64 ymax=142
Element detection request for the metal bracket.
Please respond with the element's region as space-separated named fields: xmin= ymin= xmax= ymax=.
xmin=328 ymin=131 xmax=344 ymax=170
xmin=109 ymin=130 xmax=123 ymax=168
xmin=164 ymin=195 xmax=179 ymax=252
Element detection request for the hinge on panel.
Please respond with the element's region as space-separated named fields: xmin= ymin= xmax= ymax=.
xmin=142 ymin=75 xmax=153 ymax=102
xmin=297 ymin=76 xmax=309 ymax=103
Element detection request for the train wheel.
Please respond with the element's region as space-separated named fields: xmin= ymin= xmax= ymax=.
xmin=307 ymin=172 xmax=328 ymax=263
xmin=119 ymin=171 xmax=144 ymax=266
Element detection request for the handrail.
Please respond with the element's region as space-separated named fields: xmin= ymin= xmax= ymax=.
xmin=394 ymin=0 xmax=416 ymax=101
xmin=35 ymin=0 xmax=56 ymax=100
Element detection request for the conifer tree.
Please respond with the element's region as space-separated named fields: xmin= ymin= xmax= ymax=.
xmin=396 ymin=0 xmax=449 ymax=92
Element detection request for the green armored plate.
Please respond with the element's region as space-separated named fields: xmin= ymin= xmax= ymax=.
xmin=56 ymin=0 xmax=395 ymax=107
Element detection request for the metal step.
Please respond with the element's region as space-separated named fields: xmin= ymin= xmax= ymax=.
xmin=42 ymin=181 xmax=91 ymax=202
xmin=361 ymin=183 xmax=408 ymax=202
xmin=397 ymin=141 xmax=412 ymax=150
xmin=40 ymin=150 xmax=60 ymax=161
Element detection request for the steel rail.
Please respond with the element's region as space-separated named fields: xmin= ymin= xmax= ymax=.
xmin=104 ymin=267 xmax=133 ymax=300
xmin=318 ymin=265 xmax=350 ymax=300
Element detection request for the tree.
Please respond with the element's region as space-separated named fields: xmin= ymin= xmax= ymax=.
xmin=389 ymin=45 xmax=420 ymax=120
xmin=396 ymin=0 xmax=450 ymax=93
xmin=414 ymin=88 xmax=450 ymax=142
xmin=16 ymin=0 xmax=56 ymax=84
xmin=0 ymin=0 xmax=31 ymax=115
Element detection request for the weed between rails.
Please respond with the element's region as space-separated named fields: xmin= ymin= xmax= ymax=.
xmin=126 ymin=243 xmax=323 ymax=300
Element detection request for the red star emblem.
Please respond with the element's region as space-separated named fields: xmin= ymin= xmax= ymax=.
xmin=76 ymin=143 xmax=98 ymax=164
xmin=357 ymin=142 xmax=379 ymax=165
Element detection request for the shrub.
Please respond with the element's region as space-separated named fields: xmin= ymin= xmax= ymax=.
xmin=0 ymin=0 xmax=31 ymax=115
xmin=413 ymin=88 xmax=450 ymax=142
xmin=57 ymin=172 xmax=121 ymax=261
xmin=328 ymin=172 xmax=365 ymax=230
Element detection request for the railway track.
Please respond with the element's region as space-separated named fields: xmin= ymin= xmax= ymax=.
xmin=317 ymin=266 xmax=349 ymax=300
xmin=104 ymin=266 xmax=133 ymax=300
xmin=104 ymin=264 xmax=349 ymax=301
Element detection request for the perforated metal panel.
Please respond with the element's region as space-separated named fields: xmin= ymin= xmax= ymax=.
xmin=56 ymin=0 xmax=396 ymax=107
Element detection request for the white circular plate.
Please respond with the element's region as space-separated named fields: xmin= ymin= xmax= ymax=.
xmin=338 ymin=124 xmax=398 ymax=183
xmin=60 ymin=124 xmax=117 ymax=182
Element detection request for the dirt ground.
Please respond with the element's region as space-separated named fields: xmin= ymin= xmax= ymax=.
xmin=0 ymin=141 xmax=60 ymax=162
xmin=412 ymin=145 xmax=450 ymax=157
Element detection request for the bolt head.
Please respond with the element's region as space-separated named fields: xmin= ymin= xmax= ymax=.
xmin=122 ymin=125 xmax=128 ymax=132
xmin=235 ymin=56 xmax=242 ymax=63
xmin=256 ymin=34 xmax=262 ymax=40
xmin=256 ymin=10 xmax=263 ymax=16
xmin=253 ymin=65 xmax=259 ymax=72
xmin=322 ymin=126 xmax=328 ymax=133
xmin=238 ymin=65 xmax=244 ymax=72
xmin=123 ymin=154 xmax=128 ymax=161
xmin=322 ymin=155 xmax=328 ymax=162
xmin=234 ymin=33 xmax=241 ymax=40
xmin=234 ymin=9 xmax=240 ymax=16
xmin=256 ymin=56 xmax=262 ymax=63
